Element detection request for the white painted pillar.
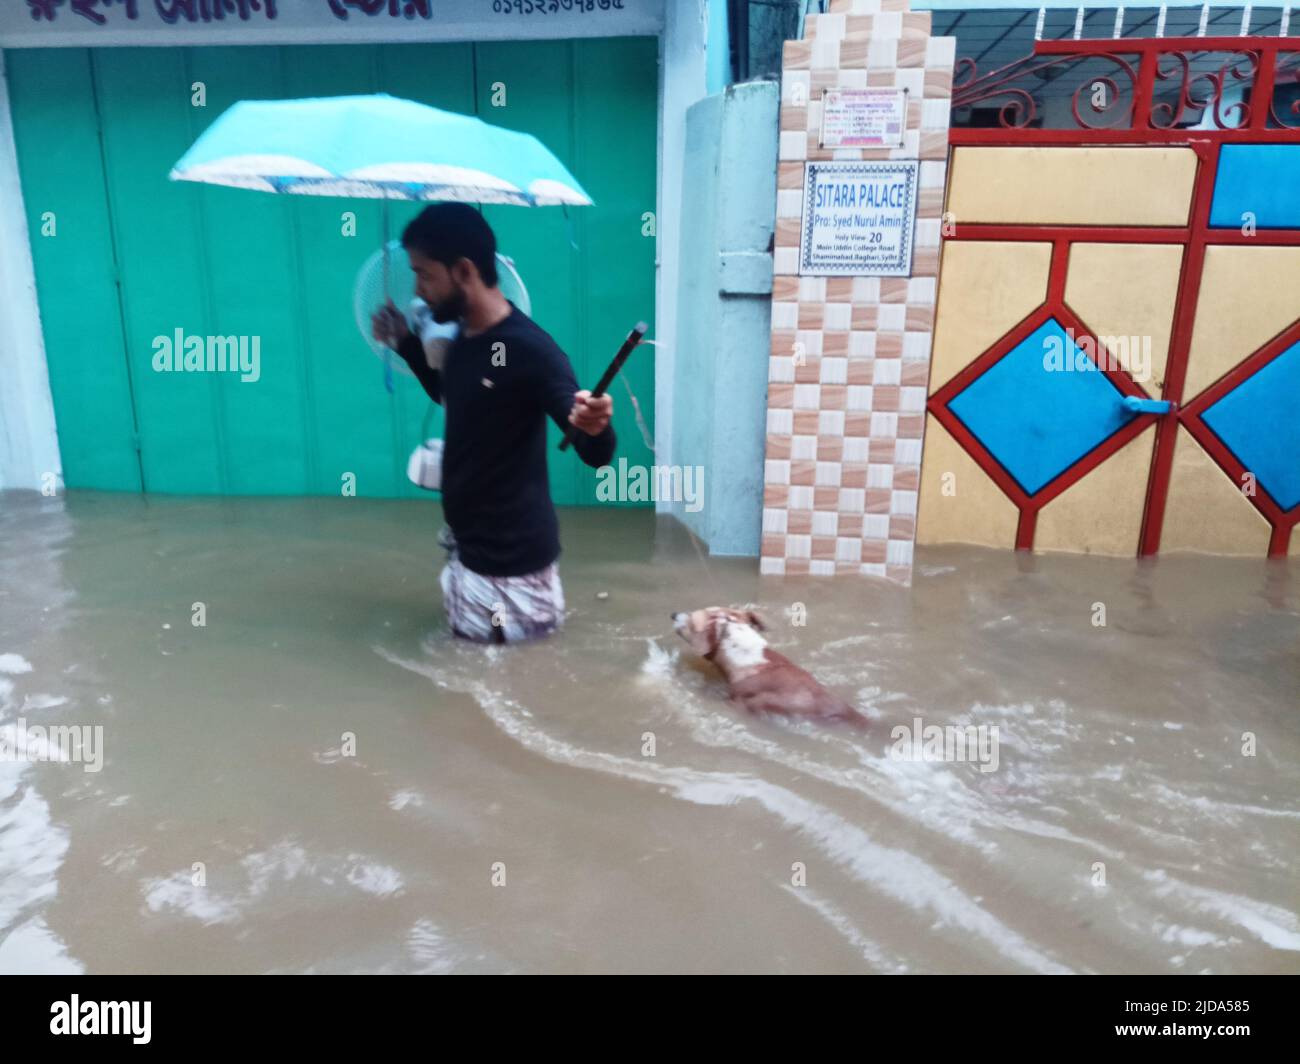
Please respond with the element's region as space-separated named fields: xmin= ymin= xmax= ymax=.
xmin=0 ymin=49 xmax=61 ymax=493
xmin=654 ymin=0 xmax=710 ymax=500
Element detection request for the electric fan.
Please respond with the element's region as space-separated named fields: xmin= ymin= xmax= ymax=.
xmin=352 ymin=241 xmax=532 ymax=380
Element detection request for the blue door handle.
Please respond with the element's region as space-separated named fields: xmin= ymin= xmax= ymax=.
xmin=1122 ymin=396 xmax=1174 ymax=415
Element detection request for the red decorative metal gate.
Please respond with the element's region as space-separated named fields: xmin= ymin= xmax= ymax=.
xmin=932 ymin=35 xmax=1300 ymax=557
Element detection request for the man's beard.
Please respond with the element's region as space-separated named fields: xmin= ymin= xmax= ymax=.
xmin=429 ymin=286 xmax=466 ymax=325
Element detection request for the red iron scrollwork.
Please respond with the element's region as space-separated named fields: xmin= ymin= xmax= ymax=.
xmin=1271 ymin=51 xmax=1300 ymax=128
xmin=954 ymin=52 xmax=1138 ymax=130
xmin=953 ymin=37 xmax=1300 ymax=133
xmin=1151 ymin=50 xmax=1258 ymax=129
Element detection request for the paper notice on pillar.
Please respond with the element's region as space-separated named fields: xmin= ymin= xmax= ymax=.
xmin=820 ymin=89 xmax=907 ymax=149
xmin=799 ymin=161 xmax=919 ymax=277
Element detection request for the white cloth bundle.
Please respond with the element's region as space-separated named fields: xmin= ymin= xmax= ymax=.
xmin=411 ymin=299 xmax=457 ymax=372
xmin=405 ymin=300 xmax=454 ymax=491
xmin=407 ymin=438 xmax=444 ymax=491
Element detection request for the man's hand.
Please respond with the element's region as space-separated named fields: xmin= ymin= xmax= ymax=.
xmin=569 ymin=390 xmax=613 ymax=436
xmin=371 ymin=298 xmax=410 ymax=349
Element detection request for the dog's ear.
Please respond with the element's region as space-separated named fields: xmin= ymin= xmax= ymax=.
xmin=746 ymin=610 xmax=767 ymax=631
xmin=705 ymin=615 xmax=725 ymax=654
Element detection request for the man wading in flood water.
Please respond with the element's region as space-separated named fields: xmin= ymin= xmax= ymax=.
xmin=371 ymin=203 xmax=616 ymax=644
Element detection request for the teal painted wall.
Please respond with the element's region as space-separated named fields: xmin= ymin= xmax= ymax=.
xmin=6 ymin=39 xmax=657 ymax=504
xmin=706 ymin=0 xmax=730 ymax=94
xmin=672 ymin=80 xmax=777 ymax=557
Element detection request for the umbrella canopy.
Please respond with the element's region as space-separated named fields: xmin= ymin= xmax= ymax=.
xmin=169 ymin=93 xmax=593 ymax=207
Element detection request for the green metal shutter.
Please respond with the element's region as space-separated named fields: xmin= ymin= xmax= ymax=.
xmin=6 ymin=37 xmax=657 ymax=505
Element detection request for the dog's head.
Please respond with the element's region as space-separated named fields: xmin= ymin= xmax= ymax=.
xmin=671 ymin=607 xmax=768 ymax=660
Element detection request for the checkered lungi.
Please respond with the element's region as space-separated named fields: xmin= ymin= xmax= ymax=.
xmin=437 ymin=528 xmax=565 ymax=644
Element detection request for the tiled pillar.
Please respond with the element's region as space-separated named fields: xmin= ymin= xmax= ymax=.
xmin=760 ymin=0 xmax=955 ymax=583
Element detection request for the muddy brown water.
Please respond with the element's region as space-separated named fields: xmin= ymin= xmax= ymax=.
xmin=0 ymin=490 xmax=1296 ymax=974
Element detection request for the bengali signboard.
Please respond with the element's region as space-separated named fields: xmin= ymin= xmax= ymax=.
xmin=799 ymin=159 xmax=919 ymax=277
xmin=1 ymin=1 xmax=662 ymax=47
xmin=819 ymin=88 xmax=906 ymax=150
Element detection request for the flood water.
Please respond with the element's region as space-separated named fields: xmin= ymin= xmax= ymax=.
xmin=1 ymin=489 xmax=1296 ymax=974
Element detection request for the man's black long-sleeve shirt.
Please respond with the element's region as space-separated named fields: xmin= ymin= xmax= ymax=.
xmin=396 ymin=301 xmax=616 ymax=577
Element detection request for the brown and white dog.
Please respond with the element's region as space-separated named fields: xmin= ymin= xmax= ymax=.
xmin=672 ymin=607 xmax=868 ymax=728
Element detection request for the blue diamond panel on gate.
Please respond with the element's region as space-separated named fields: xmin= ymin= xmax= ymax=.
xmin=1209 ymin=145 xmax=1300 ymax=230
xmin=1201 ymin=339 xmax=1300 ymax=513
xmin=947 ymin=318 xmax=1138 ymax=496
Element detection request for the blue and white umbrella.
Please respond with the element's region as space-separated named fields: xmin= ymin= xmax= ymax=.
xmin=169 ymin=93 xmax=589 ymax=393
xmin=169 ymin=92 xmax=593 ymax=206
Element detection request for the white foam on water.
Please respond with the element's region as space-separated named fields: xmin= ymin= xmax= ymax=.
xmin=629 ymin=640 xmax=1119 ymax=873
xmin=377 ymin=644 xmax=1073 ymax=975
xmin=0 ymin=670 xmax=81 ymax=972
xmin=407 ymin=918 xmax=458 ymax=974
xmin=313 ymin=745 xmax=364 ymax=766
xmin=1155 ymin=921 xmax=1229 ymax=949
xmin=816 ymin=632 xmax=885 ymax=654
xmin=1141 ymin=870 xmax=1300 ymax=951
xmin=637 ymin=638 xmax=678 ymax=683
xmin=1 ymin=729 xmax=71 ymax=764
xmin=403 ymin=917 xmax=506 ymax=974
xmin=847 ymin=683 xmax=911 ymax=709
xmin=142 ymin=839 xmax=406 ymax=925
xmin=345 ymin=859 xmax=404 ymax=898
xmin=659 ymin=677 xmax=1121 ymax=862
xmin=967 ymin=698 xmax=1082 ymax=756
xmin=0 ymin=654 xmax=33 ymax=675
xmin=20 ymin=694 xmax=68 ymax=712
xmin=101 ymin=844 xmax=147 ymax=873
xmin=238 ymin=840 xmax=306 ymax=894
xmin=1146 ymin=782 xmax=1300 ymax=823
xmin=388 ymin=789 xmax=425 ymax=812
xmin=0 ymin=779 xmax=67 ymax=925
xmin=779 ymin=884 xmax=910 ymax=973
xmin=668 ymin=686 xmax=1002 ymax=853
xmin=142 ymin=870 xmax=242 ymax=926
xmin=0 ymin=917 xmax=83 ymax=974
xmin=1120 ymin=818 xmax=1209 ymax=854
